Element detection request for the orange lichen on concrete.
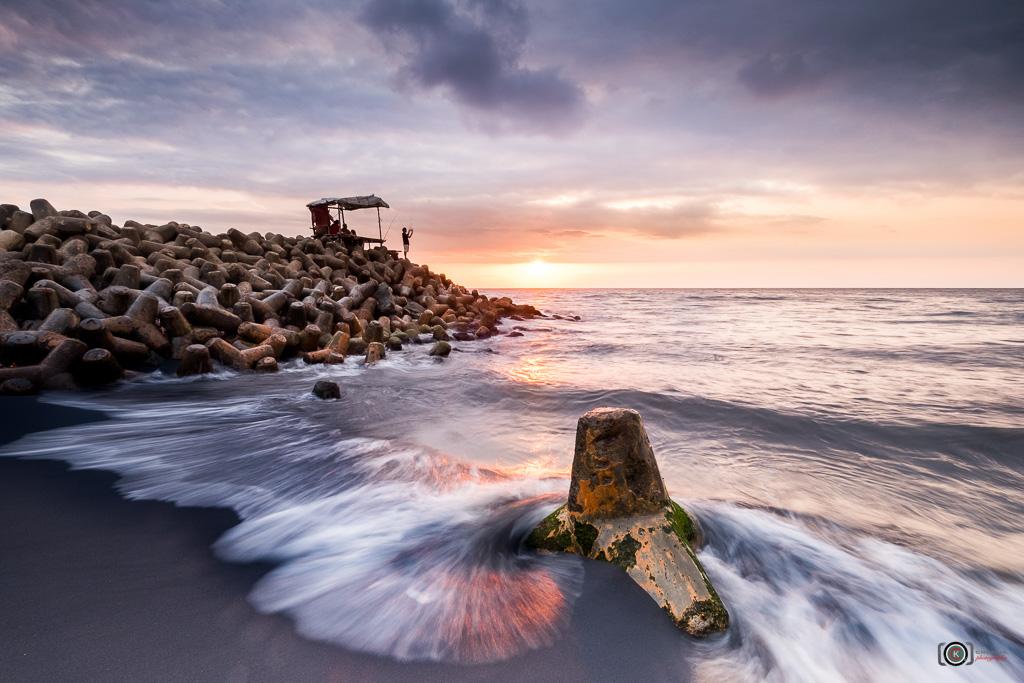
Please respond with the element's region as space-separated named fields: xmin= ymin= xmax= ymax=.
xmin=568 ymin=408 xmax=670 ymax=519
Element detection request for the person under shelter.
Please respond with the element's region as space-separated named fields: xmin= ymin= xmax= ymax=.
xmin=341 ymin=224 xmax=358 ymax=250
xmin=310 ymin=204 xmax=332 ymax=237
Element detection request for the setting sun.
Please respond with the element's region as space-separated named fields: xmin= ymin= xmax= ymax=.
xmin=522 ymin=260 xmax=557 ymax=285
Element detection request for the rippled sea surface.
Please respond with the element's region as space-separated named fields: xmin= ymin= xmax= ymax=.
xmin=4 ymin=288 xmax=1024 ymax=680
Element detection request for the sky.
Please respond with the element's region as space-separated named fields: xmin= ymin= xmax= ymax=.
xmin=1 ymin=0 xmax=1022 ymax=287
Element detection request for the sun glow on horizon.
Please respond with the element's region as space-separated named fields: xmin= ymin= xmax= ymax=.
xmin=425 ymin=256 xmax=1024 ymax=289
xmin=522 ymin=259 xmax=560 ymax=286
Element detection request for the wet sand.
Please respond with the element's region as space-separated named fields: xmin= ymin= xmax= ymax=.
xmin=0 ymin=396 xmax=693 ymax=683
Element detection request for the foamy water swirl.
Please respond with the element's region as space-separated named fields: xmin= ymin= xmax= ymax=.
xmin=1 ymin=387 xmax=582 ymax=663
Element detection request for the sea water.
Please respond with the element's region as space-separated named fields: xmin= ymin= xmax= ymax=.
xmin=3 ymin=289 xmax=1023 ymax=680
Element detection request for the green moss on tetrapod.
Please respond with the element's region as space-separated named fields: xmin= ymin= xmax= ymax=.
xmin=573 ymin=520 xmax=599 ymax=555
xmin=524 ymin=505 xmax=573 ymax=552
xmin=666 ymin=500 xmax=728 ymax=627
xmin=608 ymin=533 xmax=641 ymax=570
xmin=678 ymin=597 xmax=730 ymax=635
xmin=665 ymin=500 xmax=699 ymax=546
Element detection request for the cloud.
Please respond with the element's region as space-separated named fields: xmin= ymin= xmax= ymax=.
xmin=738 ymin=53 xmax=820 ymax=98
xmin=601 ymin=203 xmax=720 ymax=239
xmin=538 ymin=0 xmax=1024 ymax=112
xmin=535 ymin=229 xmax=596 ymax=239
xmin=358 ymin=0 xmax=584 ymax=132
xmin=0 ymin=0 xmax=1021 ymax=263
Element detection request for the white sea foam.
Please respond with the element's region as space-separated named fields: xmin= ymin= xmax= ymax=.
xmin=689 ymin=501 xmax=1024 ymax=682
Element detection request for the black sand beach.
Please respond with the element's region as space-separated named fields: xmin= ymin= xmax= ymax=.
xmin=0 ymin=396 xmax=694 ymax=683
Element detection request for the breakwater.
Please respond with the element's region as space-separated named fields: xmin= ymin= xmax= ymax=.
xmin=0 ymin=198 xmax=540 ymax=393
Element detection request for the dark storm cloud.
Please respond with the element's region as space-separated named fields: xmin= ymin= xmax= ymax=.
xmin=2 ymin=0 xmax=1022 ymax=220
xmin=551 ymin=0 xmax=1024 ymax=108
xmin=358 ymin=0 xmax=584 ymax=131
xmin=737 ymin=53 xmax=820 ymax=98
xmin=4 ymin=0 xmax=1020 ymax=140
xmin=0 ymin=0 xmax=583 ymax=140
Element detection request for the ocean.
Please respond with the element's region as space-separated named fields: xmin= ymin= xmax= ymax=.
xmin=3 ymin=288 xmax=1023 ymax=681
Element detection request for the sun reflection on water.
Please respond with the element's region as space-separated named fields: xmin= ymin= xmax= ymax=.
xmin=494 ymin=456 xmax=570 ymax=479
xmin=499 ymin=355 xmax=557 ymax=384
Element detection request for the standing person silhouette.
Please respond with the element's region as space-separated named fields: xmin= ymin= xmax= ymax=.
xmin=401 ymin=227 xmax=414 ymax=258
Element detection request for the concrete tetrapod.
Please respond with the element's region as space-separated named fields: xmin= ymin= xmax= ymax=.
xmin=525 ymin=407 xmax=729 ymax=636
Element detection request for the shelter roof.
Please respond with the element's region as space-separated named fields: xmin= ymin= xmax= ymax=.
xmin=306 ymin=195 xmax=390 ymax=211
